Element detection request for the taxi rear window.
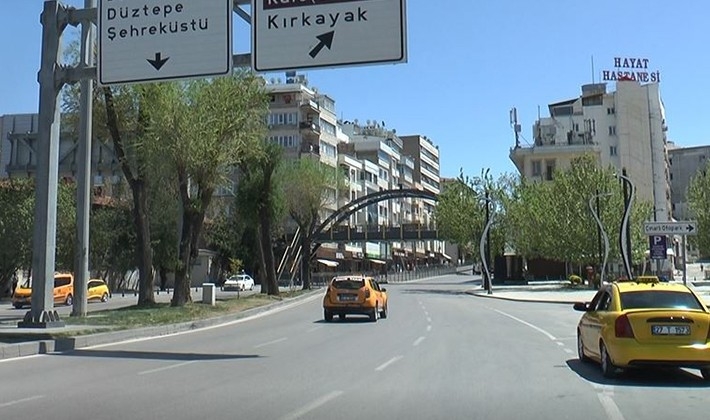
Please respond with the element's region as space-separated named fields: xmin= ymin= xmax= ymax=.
xmin=332 ymin=279 xmax=365 ymax=290
xmin=620 ymin=291 xmax=704 ymax=310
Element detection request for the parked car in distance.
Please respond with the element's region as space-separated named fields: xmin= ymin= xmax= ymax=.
xmin=574 ymin=276 xmax=710 ymax=380
xmin=12 ymin=273 xmax=75 ymax=309
xmin=323 ymin=275 xmax=388 ymax=322
xmin=87 ymin=279 xmax=110 ymax=303
xmin=222 ymin=274 xmax=255 ymax=291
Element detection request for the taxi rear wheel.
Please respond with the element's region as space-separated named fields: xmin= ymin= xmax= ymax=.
xmin=369 ymin=304 xmax=379 ymax=322
xmin=324 ymin=310 xmax=333 ymax=322
xmin=600 ymin=342 xmax=617 ymax=378
xmin=380 ymin=303 xmax=388 ymax=319
xmin=700 ymin=368 xmax=710 ymax=381
xmin=65 ymin=294 xmax=73 ymax=306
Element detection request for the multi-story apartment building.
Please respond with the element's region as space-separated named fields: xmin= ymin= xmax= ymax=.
xmin=400 ymin=134 xmax=444 ymax=263
xmin=509 ymin=81 xmax=671 ymax=222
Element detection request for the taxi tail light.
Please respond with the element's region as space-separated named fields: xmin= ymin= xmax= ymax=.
xmin=615 ymin=314 xmax=635 ymax=338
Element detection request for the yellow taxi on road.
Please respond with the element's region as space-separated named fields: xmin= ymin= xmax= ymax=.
xmin=87 ymin=279 xmax=110 ymax=303
xmin=574 ymin=277 xmax=710 ymax=379
xmin=12 ymin=273 xmax=75 ymax=309
xmin=323 ymin=276 xmax=388 ymax=322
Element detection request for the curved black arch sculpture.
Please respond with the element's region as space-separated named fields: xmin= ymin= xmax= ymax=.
xmin=310 ymin=188 xmax=439 ymax=260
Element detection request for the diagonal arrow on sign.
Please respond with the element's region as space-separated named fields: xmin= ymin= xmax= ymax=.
xmin=309 ymin=31 xmax=335 ymax=59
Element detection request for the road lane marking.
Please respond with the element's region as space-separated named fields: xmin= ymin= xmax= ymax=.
xmin=306 ymin=326 xmax=323 ymax=333
xmin=413 ymin=336 xmax=426 ymax=346
xmin=493 ymin=309 xmax=557 ymax=341
xmin=138 ymin=360 xmax=197 ymax=375
xmin=279 ymin=391 xmax=343 ymax=420
xmin=375 ymin=355 xmax=403 ymax=371
xmin=254 ymin=337 xmax=287 ymax=349
xmin=592 ymin=384 xmax=625 ymax=420
xmin=427 ymin=325 xmax=432 ymax=332
xmin=556 ymin=341 xmax=565 ymax=346
xmin=426 ymin=316 xmax=432 ymax=323
xmin=564 ymin=348 xmax=574 ymax=354
xmin=0 ymin=395 xmax=44 ymax=408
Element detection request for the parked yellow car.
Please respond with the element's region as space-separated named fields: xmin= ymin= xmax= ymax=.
xmin=574 ymin=277 xmax=710 ymax=379
xmin=323 ymin=275 xmax=388 ymax=322
xmin=12 ymin=273 xmax=75 ymax=309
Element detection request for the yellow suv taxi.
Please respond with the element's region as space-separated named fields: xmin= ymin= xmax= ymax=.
xmin=12 ymin=273 xmax=75 ymax=309
xmin=323 ymin=275 xmax=388 ymax=322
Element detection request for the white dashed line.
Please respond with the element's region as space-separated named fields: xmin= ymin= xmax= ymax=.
xmin=375 ymin=356 xmax=403 ymax=371
xmin=564 ymin=348 xmax=574 ymax=354
xmin=413 ymin=336 xmax=426 ymax=346
xmin=0 ymin=395 xmax=44 ymax=409
xmin=427 ymin=325 xmax=432 ymax=332
xmin=556 ymin=341 xmax=565 ymax=346
xmin=592 ymin=384 xmax=625 ymax=420
xmin=279 ymin=391 xmax=343 ymax=420
xmin=138 ymin=360 xmax=197 ymax=375
xmin=254 ymin=337 xmax=287 ymax=349
xmin=306 ymin=326 xmax=323 ymax=333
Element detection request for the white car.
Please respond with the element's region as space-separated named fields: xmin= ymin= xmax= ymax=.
xmin=223 ymin=274 xmax=255 ymax=291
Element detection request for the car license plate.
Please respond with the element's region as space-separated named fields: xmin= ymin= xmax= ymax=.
xmin=338 ymin=294 xmax=356 ymax=302
xmin=651 ymin=325 xmax=690 ymax=335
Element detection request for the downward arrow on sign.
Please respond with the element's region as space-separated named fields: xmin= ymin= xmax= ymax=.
xmin=147 ymin=53 xmax=169 ymax=70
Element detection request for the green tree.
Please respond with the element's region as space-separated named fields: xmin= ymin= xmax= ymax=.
xmin=236 ymin=141 xmax=285 ymax=296
xmin=143 ymin=72 xmax=269 ymax=306
xmin=687 ymin=161 xmax=710 ymax=257
xmin=0 ymin=179 xmax=34 ymax=296
xmin=281 ymin=158 xmax=341 ymax=290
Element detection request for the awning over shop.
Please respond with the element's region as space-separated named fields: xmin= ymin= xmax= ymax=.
xmin=369 ymin=259 xmax=387 ymax=265
xmin=317 ymin=258 xmax=339 ymax=267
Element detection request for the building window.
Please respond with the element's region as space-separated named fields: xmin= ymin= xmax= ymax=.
xmin=545 ymin=160 xmax=555 ymax=181
xmin=608 ymin=126 xmax=616 ymax=136
xmin=607 ymin=107 xmax=615 ymax=115
xmin=532 ymin=160 xmax=542 ymax=177
xmin=610 ymin=146 xmax=618 ymax=156
xmin=670 ymin=172 xmax=673 ymax=181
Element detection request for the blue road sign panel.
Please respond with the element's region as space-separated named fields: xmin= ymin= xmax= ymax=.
xmin=649 ymin=235 xmax=667 ymax=260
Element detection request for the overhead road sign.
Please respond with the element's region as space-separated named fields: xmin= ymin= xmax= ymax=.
xmin=252 ymin=0 xmax=407 ymax=72
xmin=643 ymin=221 xmax=697 ymax=236
xmin=98 ymin=0 xmax=232 ymax=85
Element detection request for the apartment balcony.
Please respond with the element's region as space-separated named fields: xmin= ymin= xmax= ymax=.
xmin=300 ymin=121 xmax=321 ymax=139
xmin=299 ymin=99 xmax=320 ymax=112
xmin=509 ymin=140 xmax=601 ymax=175
xmin=300 ymin=142 xmax=320 ymax=156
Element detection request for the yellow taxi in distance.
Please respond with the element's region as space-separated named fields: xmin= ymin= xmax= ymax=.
xmin=87 ymin=279 xmax=110 ymax=303
xmin=323 ymin=275 xmax=388 ymax=322
xmin=574 ymin=277 xmax=710 ymax=379
xmin=12 ymin=273 xmax=75 ymax=309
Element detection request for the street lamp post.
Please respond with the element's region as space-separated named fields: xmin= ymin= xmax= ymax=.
xmin=480 ymin=195 xmax=494 ymax=295
xmin=589 ymin=192 xmax=612 ymax=288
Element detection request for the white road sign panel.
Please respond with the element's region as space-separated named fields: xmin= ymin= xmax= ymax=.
xmin=643 ymin=221 xmax=697 ymax=236
xmin=252 ymin=0 xmax=407 ymax=72
xmin=98 ymin=0 xmax=232 ymax=85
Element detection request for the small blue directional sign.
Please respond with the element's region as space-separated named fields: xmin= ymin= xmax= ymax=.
xmin=649 ymin=235 xmax=667 ymax=260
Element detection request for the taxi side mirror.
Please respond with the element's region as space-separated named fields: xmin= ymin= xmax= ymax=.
xmin=573 ymin=302 xmax=589 ymax=312
xmin=381 ymin=288 xmax=387 ymax=293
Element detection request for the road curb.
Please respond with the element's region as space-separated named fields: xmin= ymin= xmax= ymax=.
xmin=0 ymin=289 xmax=323 ymax=361
xmin=466 ymin=290 xmax=581 ymax=305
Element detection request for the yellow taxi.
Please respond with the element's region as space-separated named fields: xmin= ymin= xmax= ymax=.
xmin=323 ymin=275 xmax=388 ymax=322
xmin=574 ymin=277 xmax=710 ymax=379
xmin=12 ymin=273 xmax=75 ymax=309
xmin=87 ymin=279 xmax=110 ymax=303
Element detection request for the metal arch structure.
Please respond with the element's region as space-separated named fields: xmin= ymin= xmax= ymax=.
xmin=309 ymin=188 xmax=439 ymax=260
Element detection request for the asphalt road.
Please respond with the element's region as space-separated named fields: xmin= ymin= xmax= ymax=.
xmin=1 ymin=274 xmax=709 ymax=420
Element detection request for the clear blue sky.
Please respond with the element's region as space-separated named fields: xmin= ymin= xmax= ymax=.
xmin=2 ymin=0 xmax=708 ymax=179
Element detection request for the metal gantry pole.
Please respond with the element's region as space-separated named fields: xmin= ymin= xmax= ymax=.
xmin=23 ymin=0 xmax=65 ymax=327
xmin=72 ymin=0 xmax=96 ymax=317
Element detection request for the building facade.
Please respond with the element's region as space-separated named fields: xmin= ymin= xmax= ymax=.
xmin=509 ymin=81 xmax=671 ymax=222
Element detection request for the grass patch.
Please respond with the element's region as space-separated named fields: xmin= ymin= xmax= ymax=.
xmin=64 ymin=290 xmax=313 ymax=330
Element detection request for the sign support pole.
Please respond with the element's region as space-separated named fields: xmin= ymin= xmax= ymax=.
xmin=21 ymin=1 xmax=66 ymax=328
xmin=72 ymin=0 xmax=96 ymax=318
